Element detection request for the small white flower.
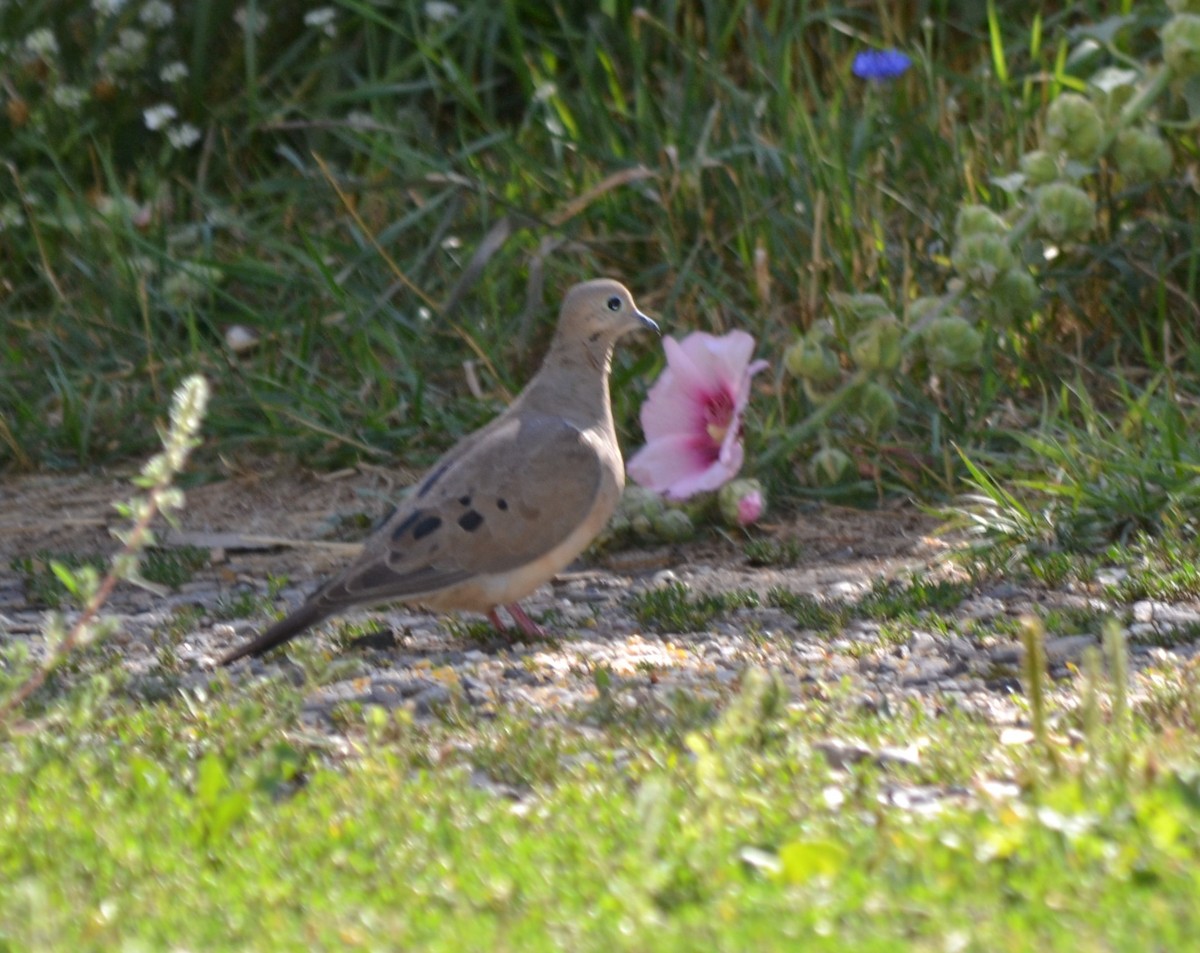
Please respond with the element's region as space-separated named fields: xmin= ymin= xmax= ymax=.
xmin=304 ymin=6 xmax=336 ymax=36
xmin=234 ymin=6 xmax=268 ymax=35
xmin=51 ymin=85 xmax=89 ymax=110
xmin=167 ymin=123 xmax=201 ymax=149
xmin=118 ymin=27 xmax=147 ymax=54
xmin=424 ymin=1 xmax=458 ymax=22
xmin=91 ymin=0 xmax=128 ymax=15
xmin=224 ymin=325 xmax=259 ymax=354
xmin=95 ymin=193 xmax=140 ymax=221
xmin=159 ymin=61 xmax=188 ymax=83
xmin=139 ymin=0 xmax=175 ymax=28
xmin=102 ymin=27 xmax=148 ymax=71
xmin=0 ymin=202 xmax=25 ymax=232
xmin=143 ymin=103 xmax=177 ymax=130
xmin=23 ymin=28 xmax=59 ymax=58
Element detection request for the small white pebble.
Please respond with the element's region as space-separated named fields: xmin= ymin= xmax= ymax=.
xmin=225 ymin=324 xmax=259 ymax=354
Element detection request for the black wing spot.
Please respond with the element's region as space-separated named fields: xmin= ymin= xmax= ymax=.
xmin=496 ymin=498 xmax=509 ymax=510
xmin=412 ymin=515 xmax=442 ymax=540
xmin=416 ymin=461 xmax=452 ymax=498
xmin=458 ymin=510 xmax=484 ymax=532
xmin=390 ymin=510 xmax=422 ymax=540
xmin=458 ymin=495 xmax=471 ymax=506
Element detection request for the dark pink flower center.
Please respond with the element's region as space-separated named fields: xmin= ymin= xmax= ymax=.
xmin=701 ymin=388 xmax=735 ymax=449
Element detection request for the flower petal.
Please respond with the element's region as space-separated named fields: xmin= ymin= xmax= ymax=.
xmin=676 ymin=330 xmax=759 ymax=394
xmin=627 ymin=434 xmax=715 ymax=495
xmin=639 ymin=365 xmax=706 ymax=442
xmin=662 ymin=441 xmax=744 ymax=500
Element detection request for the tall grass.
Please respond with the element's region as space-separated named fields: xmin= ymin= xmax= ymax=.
xmin=1 ymin=1 xmax=1196 ymax=504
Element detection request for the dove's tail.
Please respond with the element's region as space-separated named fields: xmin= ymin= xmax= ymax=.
xmin=219 ymin=600 xmax=328 ymax=666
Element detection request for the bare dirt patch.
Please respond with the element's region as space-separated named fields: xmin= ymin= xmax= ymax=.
xmin=0 ymin=467 xmax=943 ymax=602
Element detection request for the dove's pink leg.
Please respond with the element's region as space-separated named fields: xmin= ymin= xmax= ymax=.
xmin=485 ymin=604 xmax=545 ymax=638
xmin=505 ymin=603 xmax=545 ymax=638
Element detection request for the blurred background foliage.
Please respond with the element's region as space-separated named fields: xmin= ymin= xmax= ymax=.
xmin=1 ymin=0 xmax=1196 ymax=534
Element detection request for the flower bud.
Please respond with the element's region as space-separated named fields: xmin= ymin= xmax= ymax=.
xmin=907 ymin=295 xmax=951 ymax=326
xmin=802 ymin=378 xmax=840 ymax=405
xmin=1033 ymin=182 xmax=1096 ymax=242
xmin=808 ymin=447 xmax=855 ymax=486
xmin=984 ymin=268 xmax=1039 ymax=326
xmin=718 ymin=478 xmax=765 ymax=526
xmin=621 ymin=485 xmax=666 ymax=520
xmin=849 ymin=315 xmax=903 ymax=373
xmin=784 ymin=335 xmax=841 ymax=384
xmin=1018 ymin=150 xmax=1059 ymax=186
xmin=630 ymin=513 xmax=654 ymax=538
xmin=653 ymin=506 xmax=695 ymax=541
xmin=854 ymin=381 xmax=899 ymax=434
xmin=1114 ymin=128 xmax=1172 ymax=184
xmin=1089 ymin=67 xmax=1139 ymax=116
xmin=606 ymin=514 xmax=631 ymax=539
xmin=1044 ymin=93 xmax=1104 ymax=161
xmin=952 ymin=232 xmax=1015 ymax=288
xmin=921 ymin=316 xmax=983 ymax=370
xmin=1163 ymin=14 xmax=1200 ymax=77
xmin=955 ymin=204 xmax=1007 ymax=238
xmin=828 ymin=292 xmax=894 ymax=334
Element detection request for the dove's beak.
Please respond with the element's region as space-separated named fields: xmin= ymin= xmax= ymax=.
xmin=635 ymin=309 xmax=660 ymax=335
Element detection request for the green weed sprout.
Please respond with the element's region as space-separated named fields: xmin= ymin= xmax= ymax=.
xmin=0 ymin=374 xmax=209 ymax=729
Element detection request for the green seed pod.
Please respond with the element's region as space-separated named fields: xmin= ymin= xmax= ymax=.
xmin=1163 ymin=13 xmax=1200 ymax=77
xmin=849 ymin=315 xmax=903 ymax=373
xmin=1018 ymin=150 xmax=1060 ymax=186
xmin=1114 ymin=128 xmax=1173 ymax=184
xmin=922 ymin=316 xmax=983 ymax=370
xmin=1033 ymin=182 xmax=1097 ymax=242
xmin=808 ymin=447 xmax=855 ymax=487
xmin=784 ymin=335 xmax=841 ymax=384
xmin=828 ymin=293 xmax=894 ymax=335
xmin=1044 ymin=93 xmax=1104 ymax=162
xmin=855 ymin=381 xmax=899 ymax=434
xmin=955 ymin=204 xmax=1008 ymax=238
xmin=654 ymin=507 xmax=695 ymax=542
xmin=952 ymin=232 xmax=1015 ymax=288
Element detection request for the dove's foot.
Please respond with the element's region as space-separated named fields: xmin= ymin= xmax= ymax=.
xmin=505 ymin=603 xmax=545 ymax=638
xmin=486 ymin=605 xmax=546 ymax=639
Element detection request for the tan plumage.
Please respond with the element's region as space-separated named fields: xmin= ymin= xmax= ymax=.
xmin=220 ymin=279 xmax=656 ymax=665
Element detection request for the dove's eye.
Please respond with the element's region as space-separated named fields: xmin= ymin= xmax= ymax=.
xmin=606 ymin=296 xmax=622 ymax=312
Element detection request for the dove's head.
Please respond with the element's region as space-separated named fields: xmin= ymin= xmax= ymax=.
xmin=557 ymin=279 xmax=659 ymax=345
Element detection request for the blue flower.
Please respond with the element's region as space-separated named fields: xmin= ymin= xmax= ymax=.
xmin=852 ymin=49 xmax=912 ymax=82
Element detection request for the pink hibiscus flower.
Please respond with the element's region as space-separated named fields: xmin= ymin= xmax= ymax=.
xmin=627 ymin=329 xmax=768 ymax=500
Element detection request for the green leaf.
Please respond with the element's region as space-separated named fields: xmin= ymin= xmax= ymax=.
xmin=777 ymin=839 xmax=847 ymax=884
xmin=195 ymin=753 xmax=230 ymax=806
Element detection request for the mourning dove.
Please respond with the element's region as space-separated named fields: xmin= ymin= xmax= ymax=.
xmin=220 ymin=279 xmax=657 ymax=665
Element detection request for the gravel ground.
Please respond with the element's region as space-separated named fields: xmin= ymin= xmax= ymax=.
xmin=3 ymin=470 xmax=1199 ymax=745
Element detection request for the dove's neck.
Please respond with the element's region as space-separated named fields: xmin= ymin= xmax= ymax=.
xmin=521 ymin=337 xmax=616 ymax=429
